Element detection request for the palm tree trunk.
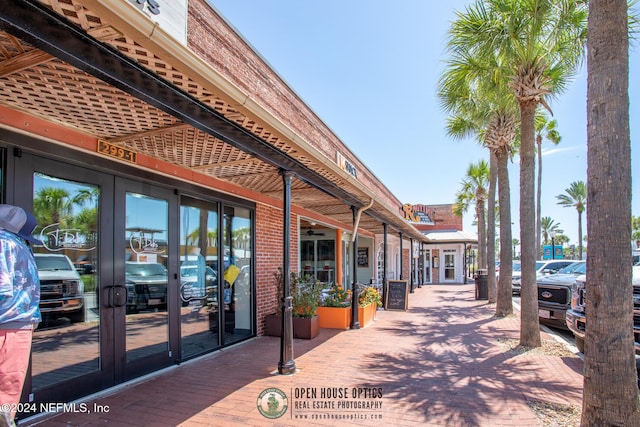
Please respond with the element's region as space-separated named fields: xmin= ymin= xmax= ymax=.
xmin=536 ymin=135 xmax=542 ymax=259
xmin=582 ymin=0 xmax=639 ymax=424
xmin=487 ymin=151 xmax=497 ymax=303
xmin=519 ymin=100 xmax=541 ymax=348
xmin=578 ymin=211 xmax=584 ymax=260
xmin=495 ymin=149 xmax=513 ymax=316
xmin=477 ymin=200 xmax=486 ymax=271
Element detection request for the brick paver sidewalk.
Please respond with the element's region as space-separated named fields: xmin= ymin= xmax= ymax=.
xmin=22 ymin=283 xmax=583 ymax=427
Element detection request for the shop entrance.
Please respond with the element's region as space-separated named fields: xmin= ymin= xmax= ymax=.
xmin=12 ymin=153 xmax=179 ymax=408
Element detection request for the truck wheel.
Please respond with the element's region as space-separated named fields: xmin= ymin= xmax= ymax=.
xmin=575 ymin=336 xmax=584 ymax=354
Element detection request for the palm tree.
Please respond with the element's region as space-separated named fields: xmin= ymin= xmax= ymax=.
xmin=439 ymin=10 xmax=519 ymax=311
xmin=33 ymin=187 xmax=73 ymax=227
xmin=453 ymin=161 xmax=490 ymax=270
xmin=582 ymin=1 xmax=638 ymax=424
xmin=451 ymin=0 xmax=587 ymax=348
xmin=535 ymin=113 xmax=561 ymax=258
xmin=540 ymin=216 xmax=562 ymax=247
xmin=556 ymin=181 xmax=586 ymax=260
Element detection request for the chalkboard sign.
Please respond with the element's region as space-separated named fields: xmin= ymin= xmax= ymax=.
xmin=385 ymin=280 xmax=408 ymax=311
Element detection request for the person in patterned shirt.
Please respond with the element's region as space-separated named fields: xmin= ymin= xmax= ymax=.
xmin=0 ymin=205 xmax=42 ymax=427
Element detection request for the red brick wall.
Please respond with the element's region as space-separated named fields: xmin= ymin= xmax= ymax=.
xmin=411 ymin=204 xmax=462 ymax=232
xmin=402 ymin=248 xmax=411 ymax=280
xmin=255 ymin=203 xmax=298 ymax=335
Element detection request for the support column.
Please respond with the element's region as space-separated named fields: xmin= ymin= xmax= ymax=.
xmin=410 ymin=237 xmax=415 ymax=293
xmin=399 ymin=233 xmax=403 ymax=280
xmin=336 ymin=228 xmax=343 ymax=286
xmin=278 ymin=170 xmax=296 ymax=375
xmin=382 ymin=223 xmax=388 ymax=309
xmin=350 ymin=206 xmax=360 ymax=329
xmin=419 ymin=242 xmax=424 ymax=288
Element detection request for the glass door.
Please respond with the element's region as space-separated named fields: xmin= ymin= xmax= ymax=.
xmin=444 ymin=249 xmax=456 ymax=281
xmin=115 ymin=178 xmax=178 ymax=380
xmin=13 ymin=153 xmax=113 ymax=407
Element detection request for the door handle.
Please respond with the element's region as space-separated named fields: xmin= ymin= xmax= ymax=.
xmin=108 ymin=286 xmax=128 ymax=307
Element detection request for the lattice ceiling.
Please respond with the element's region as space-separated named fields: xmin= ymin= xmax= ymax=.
xmin=0 ymin=0 xmax=426 ymax=240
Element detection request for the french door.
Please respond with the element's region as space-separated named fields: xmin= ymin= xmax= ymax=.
xmin=13 ymin=153 xmax=178 ymax=409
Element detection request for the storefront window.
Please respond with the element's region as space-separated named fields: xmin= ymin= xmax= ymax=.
xmin=223 ymin=206 xmax=253 ymax=344
xmin=300 ymin=239 xmax=335 ymax=284
xmin=125 ymin=193 xmax=169 ymax=363
xmin=31 ymin=173 xmax=100 ymax=390
xmin=179 ymin=201 xmax=220 ymax=357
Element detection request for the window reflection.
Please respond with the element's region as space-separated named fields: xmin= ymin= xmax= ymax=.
xmin=31 ymin=173 xmax=100 ymax=390
xmin=223 ymin=207 xmax=252 ymax=344
xmin=179 ymin=202 xmax=220 ymax=358
xmin=125 ymin=193 xmax=169 ymax=363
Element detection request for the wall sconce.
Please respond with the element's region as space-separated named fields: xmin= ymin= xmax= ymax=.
xmin=432 ymin=256 xmax=439 ymax=269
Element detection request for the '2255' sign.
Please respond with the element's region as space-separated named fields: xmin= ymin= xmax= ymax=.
xmin=130 ymin=0 xmax=160 ymax=16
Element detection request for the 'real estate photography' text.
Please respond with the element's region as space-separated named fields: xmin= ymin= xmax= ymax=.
xmin=257 ymin=385 xmax=384 ymax=421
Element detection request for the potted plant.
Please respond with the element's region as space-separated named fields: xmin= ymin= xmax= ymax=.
xmin=264 ymin=269 xmax=323 ymax=339
xmin=291 ymin=274 xmax=323 ymax=339
xmin=317 ymin=284 xmax=352 ymax=329
xmin=358 ymin=286 xmax=382 ymax=327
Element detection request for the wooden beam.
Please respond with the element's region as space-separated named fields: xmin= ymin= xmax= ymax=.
xmin=0 ymin=49 xmax=53 ymax=77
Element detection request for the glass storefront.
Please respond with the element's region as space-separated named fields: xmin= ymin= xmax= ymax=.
xmin=4 ymin=148 xmax=255 ymax=409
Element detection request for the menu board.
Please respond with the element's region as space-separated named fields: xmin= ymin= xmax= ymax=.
xmin=385 ymin=280 xmax=408 ymax=311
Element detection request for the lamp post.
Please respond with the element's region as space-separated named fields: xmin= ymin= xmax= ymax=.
xmin=549 ymin=230 xmax=556 ymax=260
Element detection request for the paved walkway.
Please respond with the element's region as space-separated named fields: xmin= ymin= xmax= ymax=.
xmin=21 ymin=283 xmax=584 ymax=427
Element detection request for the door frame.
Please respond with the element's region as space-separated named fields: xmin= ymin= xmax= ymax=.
xmin=13 ymin=152 xmax=116 ymax=403
xmin=114 ymin=176 xmax=180 ymax=381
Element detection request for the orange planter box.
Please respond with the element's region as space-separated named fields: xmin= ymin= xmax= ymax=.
xmin=317 ymin=306 xmax=351 ymax=329
xmin=358 ymin=303 xmax=377 ymax=328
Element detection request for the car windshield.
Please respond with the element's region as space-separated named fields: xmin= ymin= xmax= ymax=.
xmin=558 ymin=262 xmax=586 ymax=274
xmin=126 ymin=263 xmax=167 ymax=276
xmin=512 ymin=262 xmax=521 ymax=272
xmin=35 ymin=256 xmax=73 ymax=271
xmin=535 ymin=261 xmax=546 ymax=271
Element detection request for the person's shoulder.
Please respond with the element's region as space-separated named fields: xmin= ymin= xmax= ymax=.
xmin=0 ymin=229 xmax=28 ymax=248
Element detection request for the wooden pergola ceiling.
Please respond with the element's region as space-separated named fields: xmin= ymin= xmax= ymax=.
xmin=0 ymin=0 xmax=426 ymax=240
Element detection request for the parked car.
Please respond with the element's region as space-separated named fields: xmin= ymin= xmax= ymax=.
xmin=35 ymin=253 xmax=85 ymax=323
xmin=566 ymin=265 xmax=640 ymax=354
xmin=180 ymin=264 xmax=217 ymax=307
xmin=510 ymin=261 xmax=522 ymax=294
xmin=536 ymin=260 xmax=587 ymax=330
xmin=125 ymin=262 xmax=168 ymax=313
xmin=512 ymin=259 xmax=574 ymax=295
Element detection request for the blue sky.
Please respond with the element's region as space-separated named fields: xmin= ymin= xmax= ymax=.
xmin=208 ymin=0 xmax=639 ymax=249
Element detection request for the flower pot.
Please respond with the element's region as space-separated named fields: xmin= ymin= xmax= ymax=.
xmin=263 ymin=314 xmax=320 ymax=339
xmin=293 ymin=315 xmax=320 ymax=339
xmin=358 ymin=303 xmax=377 ymax=327
xmin=317 ymin=306 xmax=351 ymax=329
xmin=264 ymin=313 xmax=282 ymax=337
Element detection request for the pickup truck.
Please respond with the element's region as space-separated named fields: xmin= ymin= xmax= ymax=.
xmin=537 ymin=261 xmax=586 ymax=330
xmin=565 ymin=265 xmax=640 ymax=353
xmin=35 ymin=253 xmax=85 ymax=323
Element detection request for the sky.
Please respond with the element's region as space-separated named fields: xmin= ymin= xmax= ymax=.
xmin=208 ymin=0 xmax=640 ymax=250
